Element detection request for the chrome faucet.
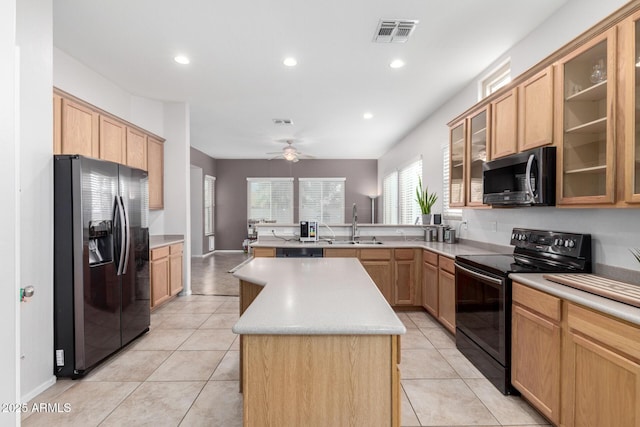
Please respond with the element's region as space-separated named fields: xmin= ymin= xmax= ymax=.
xmin=351 ymin=203 xmax=359 ymax=241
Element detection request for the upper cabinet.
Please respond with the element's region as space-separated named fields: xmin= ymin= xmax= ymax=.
xmin=449 ymin=120 xmax=466 ymax=207
xmin=491 ymin=88 xmax=518 ymax=159
xmin=467 ymin=107 xmax=490 ymax=206
xmin=54 ymin=88 xmax=165 ymax=209
xmin=519 ymin=66 xmax=554 ymax=152
xmin=623 ymin=11 xmax=640 ymax=204
xmin=556 ymin=28 xmax=616 ymax=205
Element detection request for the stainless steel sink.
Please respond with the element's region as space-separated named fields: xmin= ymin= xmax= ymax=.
xmin=354 ymin=240 xmax=383 ymax=245
xmin=328 ymin=240 xmax=383 ymax=245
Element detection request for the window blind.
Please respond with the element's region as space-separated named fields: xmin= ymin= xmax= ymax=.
xmin=442 ymin=144 xmax=463 ymax=220
xmin=247 ymin=178 xmax=294 ymax=223
xmin=398 ymin=159 xmax=422 ymax=224
xmin=204 ymin=175 xmax=215 ymax=236
xmin=299 ymin=178 xmax=345 ymax=224
xmin=383 ymin=172 xmax=398 ymax=224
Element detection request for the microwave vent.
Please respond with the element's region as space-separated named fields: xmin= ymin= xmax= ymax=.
xmin=373 ymin=19 xmax=419 ymax=43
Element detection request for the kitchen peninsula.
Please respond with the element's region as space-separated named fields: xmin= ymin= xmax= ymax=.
xmin=232 ymin=257 xmax=406 ymax=427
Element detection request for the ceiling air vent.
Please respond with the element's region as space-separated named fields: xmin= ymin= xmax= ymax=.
xmin=272 ymin=119 xmax=293 ymax=125
xmin=373 ymin=19 xmax=418 ymax=43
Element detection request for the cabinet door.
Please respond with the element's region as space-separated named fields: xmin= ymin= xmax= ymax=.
xmin=491 ymin=87 xmax=518 ymax=159
xmin=511 ymin=304 xmax=560 ymax=424
xmin=449 ymin=120 xmax=466 ymax=207
xmin=438 ymin=269 xmax=455 ymax=334
xmin=519 ymin=65 xmax=554 ymax=151
xmin=99 ymin=115 xmax=126 ymax=164
xmin=467 ymin=107 xmax=489 ymax=206
xmin=150 ymin=257 xmax=170 ymax=308
xmin=126 ymin=127 xmax=148 ymax=171
xmin=624 ymin=11 xmax=640 ymax=203
xmin=361 ymin=260 xmax=393 ymax=304
xmin=147 ymin=137 xmax=164 ymax=210
xmin=53 ymin=94 xmax=62 ymax=154
xmin=556 ymin=28 xmax=616 ymax=205
xmin=169 ymin=252 xmax=183 ymax=296
xmin=61 ymin=98 xmax=99 ymax=157
xmin=394 ymin=260 xmax=415 ymax=305
xmin=252 ymin=247 xmax=275 ymax=257
xmin=422 ymin=261 xmax=438 ymax=317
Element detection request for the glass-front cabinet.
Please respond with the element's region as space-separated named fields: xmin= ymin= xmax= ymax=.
xmin=624 ymin=11 xmax=640 ymax=203
xmin=556 ymin=28 xmax=616 ymax=205
xmin=467 ymin=108 xmax=489 ymax=206
xmin=449 ymin=120 xmax=466 ymax=207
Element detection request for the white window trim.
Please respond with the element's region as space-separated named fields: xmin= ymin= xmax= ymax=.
xmin=204 ymin=175 xmax=215 ymax=236
xmin=478 ymin=57 xmax=511 ymax=101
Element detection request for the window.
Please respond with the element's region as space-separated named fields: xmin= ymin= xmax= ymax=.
xmin=442 ymin=144 xmax=463 ymax=220
xmin=299 ymin=178 xmax=345 ymax=224
xmin=383 ymin=158 xmax=422 ymax=224
xmin=204 ymin=175 xmax=215 ymax=236
xmin=480 ymin=58 xmax=511 ymax=100
xmin=247 ymin=178 xmax=294 ymax=223
xmin=383 ymin=172 xmax=398 ymax=224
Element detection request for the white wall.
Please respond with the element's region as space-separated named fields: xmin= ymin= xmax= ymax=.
xmin=17 ymin=0 xmax=55 ymax=402
xmin=0 ymin=0 xmax=20 ymax=424
xmin=379 ymin=0 xmax=639 ymax=271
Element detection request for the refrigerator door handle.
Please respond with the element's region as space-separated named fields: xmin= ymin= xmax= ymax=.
xmin=121 ymin=196 xmax=131 ymax=275
xmin=115 ymin=196 xmax=127 ymax=276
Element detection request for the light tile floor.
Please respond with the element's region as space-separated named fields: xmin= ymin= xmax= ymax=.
xmin=22 ymin=254 xmax=552 ymax=426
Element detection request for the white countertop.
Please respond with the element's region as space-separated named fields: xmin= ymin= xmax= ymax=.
xmin=232 ymin=258 xmax=407 ymax=335
xmin=510 ymin=273 xmax=640 ymax=326
xmin=251 ymin=239 xmax=505 ymax=259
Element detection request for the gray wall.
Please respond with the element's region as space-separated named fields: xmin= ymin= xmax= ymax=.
xmin=190 ymin=147 xmax=217 ymax=254
xmin=216 ymin=159 xmax=378 ymax=250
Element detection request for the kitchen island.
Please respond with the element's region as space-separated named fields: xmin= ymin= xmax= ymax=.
xmin=232 ymin=257 xmax=406 ymax=427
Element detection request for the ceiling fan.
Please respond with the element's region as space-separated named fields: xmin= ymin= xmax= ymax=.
xmin=267 ymin=140 xmax=313 ymax=162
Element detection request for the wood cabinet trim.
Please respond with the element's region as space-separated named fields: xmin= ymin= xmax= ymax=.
xmin=513 ymin=282 xmax=561 ymax=321
xmin=150 ymin=246 xmax=170 ymax=260
xmin=438 ymin=256 xmax=455 ymax=274
xmin=422 ymin=249 xmax=438 ymax=266
xmin=359 ymin=248 xmax=392 ymax=260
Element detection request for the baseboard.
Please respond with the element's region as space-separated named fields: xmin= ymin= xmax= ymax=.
xmin=21 ymin=375 xmax=56 ymax=402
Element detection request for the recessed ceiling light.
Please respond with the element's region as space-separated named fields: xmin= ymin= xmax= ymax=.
xmin=389 ymin=59 xmax=405 ymax=69
xmin=283 ymin=57 xmax=298 ymax=67
xmin=363 ymin=112 xmax=373 ymax=120
xmin=174 ymin=55 xmax=190 ymax=65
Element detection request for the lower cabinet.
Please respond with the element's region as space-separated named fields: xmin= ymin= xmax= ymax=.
xmin=150 ymin=242 xmax=183 ymax=309
xmin=359 ymin=248 xmax=393 ymax=303
xmin=393 ymin=248 xmax=421 ymax=306
xmin=512 ymin=281 xmax=640 ymax=427
xmin=422 ymin=250 xmax=439 ymax=317
xmin=252 ymin=247 xmax=276 ymax=257
xmin=437 ymin=256 xmax=456 ymax=334
xmin=511 ymin=282 xmax=561 ymax=425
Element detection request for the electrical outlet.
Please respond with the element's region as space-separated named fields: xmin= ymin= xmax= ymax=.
xmin=462 ymin=221 xmax=468 ymax=231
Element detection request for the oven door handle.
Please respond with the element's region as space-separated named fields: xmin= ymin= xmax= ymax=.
xmin=455 ymin=264 xmax=504 ymax=286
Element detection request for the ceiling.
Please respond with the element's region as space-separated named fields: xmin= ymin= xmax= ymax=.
xmin=53 ymin=0 xmax=569 ymax=160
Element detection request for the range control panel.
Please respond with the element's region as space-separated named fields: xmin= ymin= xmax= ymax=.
xmin=510 ymin=228 xmax=591 ymax=259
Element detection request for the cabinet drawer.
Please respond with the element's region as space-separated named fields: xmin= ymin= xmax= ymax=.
xmin=359 ymin=248 xmax=392 ymax=260
xmin=394 ymin=248 xmax=415 ymax=260
xmin=513 ymin=282 xmax=561 ymax=322
xmin=325 ymin=248 xmax=358 ymax=258
xmin=151 ymin=246 xmax=170 ymax=260
xmin=170 ymin=243 xmax=183 ymax=254
xmin=423 ymin=250 xmax=438 ymax=266
xmin=439 ymin=256 xmax=455 ymax=274
xmin=567 ymin=302 xmax=640 ymax=360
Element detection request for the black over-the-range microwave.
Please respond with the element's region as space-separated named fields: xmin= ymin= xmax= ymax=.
xmin=483 ymin=146 xmax=556 ymax=207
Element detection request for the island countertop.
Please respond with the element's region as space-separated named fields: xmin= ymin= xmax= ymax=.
xmin=232 ymin=257 xmax=407 ymax=335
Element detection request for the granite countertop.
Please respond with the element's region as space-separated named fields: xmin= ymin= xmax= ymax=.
xmin=150 ymin=235 xmax=184 ymax=249
xmin=231 ymin=258 xmax=407 ymax=335
xmin=510 ymin=273 xmax=640 ymax=327
xmin=251 ymin=239 xmax=504 ymax=259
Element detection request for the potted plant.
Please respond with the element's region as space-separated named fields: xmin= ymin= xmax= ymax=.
xmin=415 ymin=176 xmax=438 ymax=225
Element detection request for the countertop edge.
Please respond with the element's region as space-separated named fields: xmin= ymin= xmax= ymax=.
xmin=150 ymin=235 xmax=185 ymax=249
xmin=510 ymin=273 xmax=640 ymax=327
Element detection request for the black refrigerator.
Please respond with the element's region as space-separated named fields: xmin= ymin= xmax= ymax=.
xmin=53 ymin=155 xmax=150 ymax=377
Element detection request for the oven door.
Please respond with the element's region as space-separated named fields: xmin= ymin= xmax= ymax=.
xmin=455 ymin=262 xmax=507 ymax=365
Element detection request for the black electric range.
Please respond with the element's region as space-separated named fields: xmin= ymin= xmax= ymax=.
xmin=454 ymin=228 xmax=592 ymax=394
